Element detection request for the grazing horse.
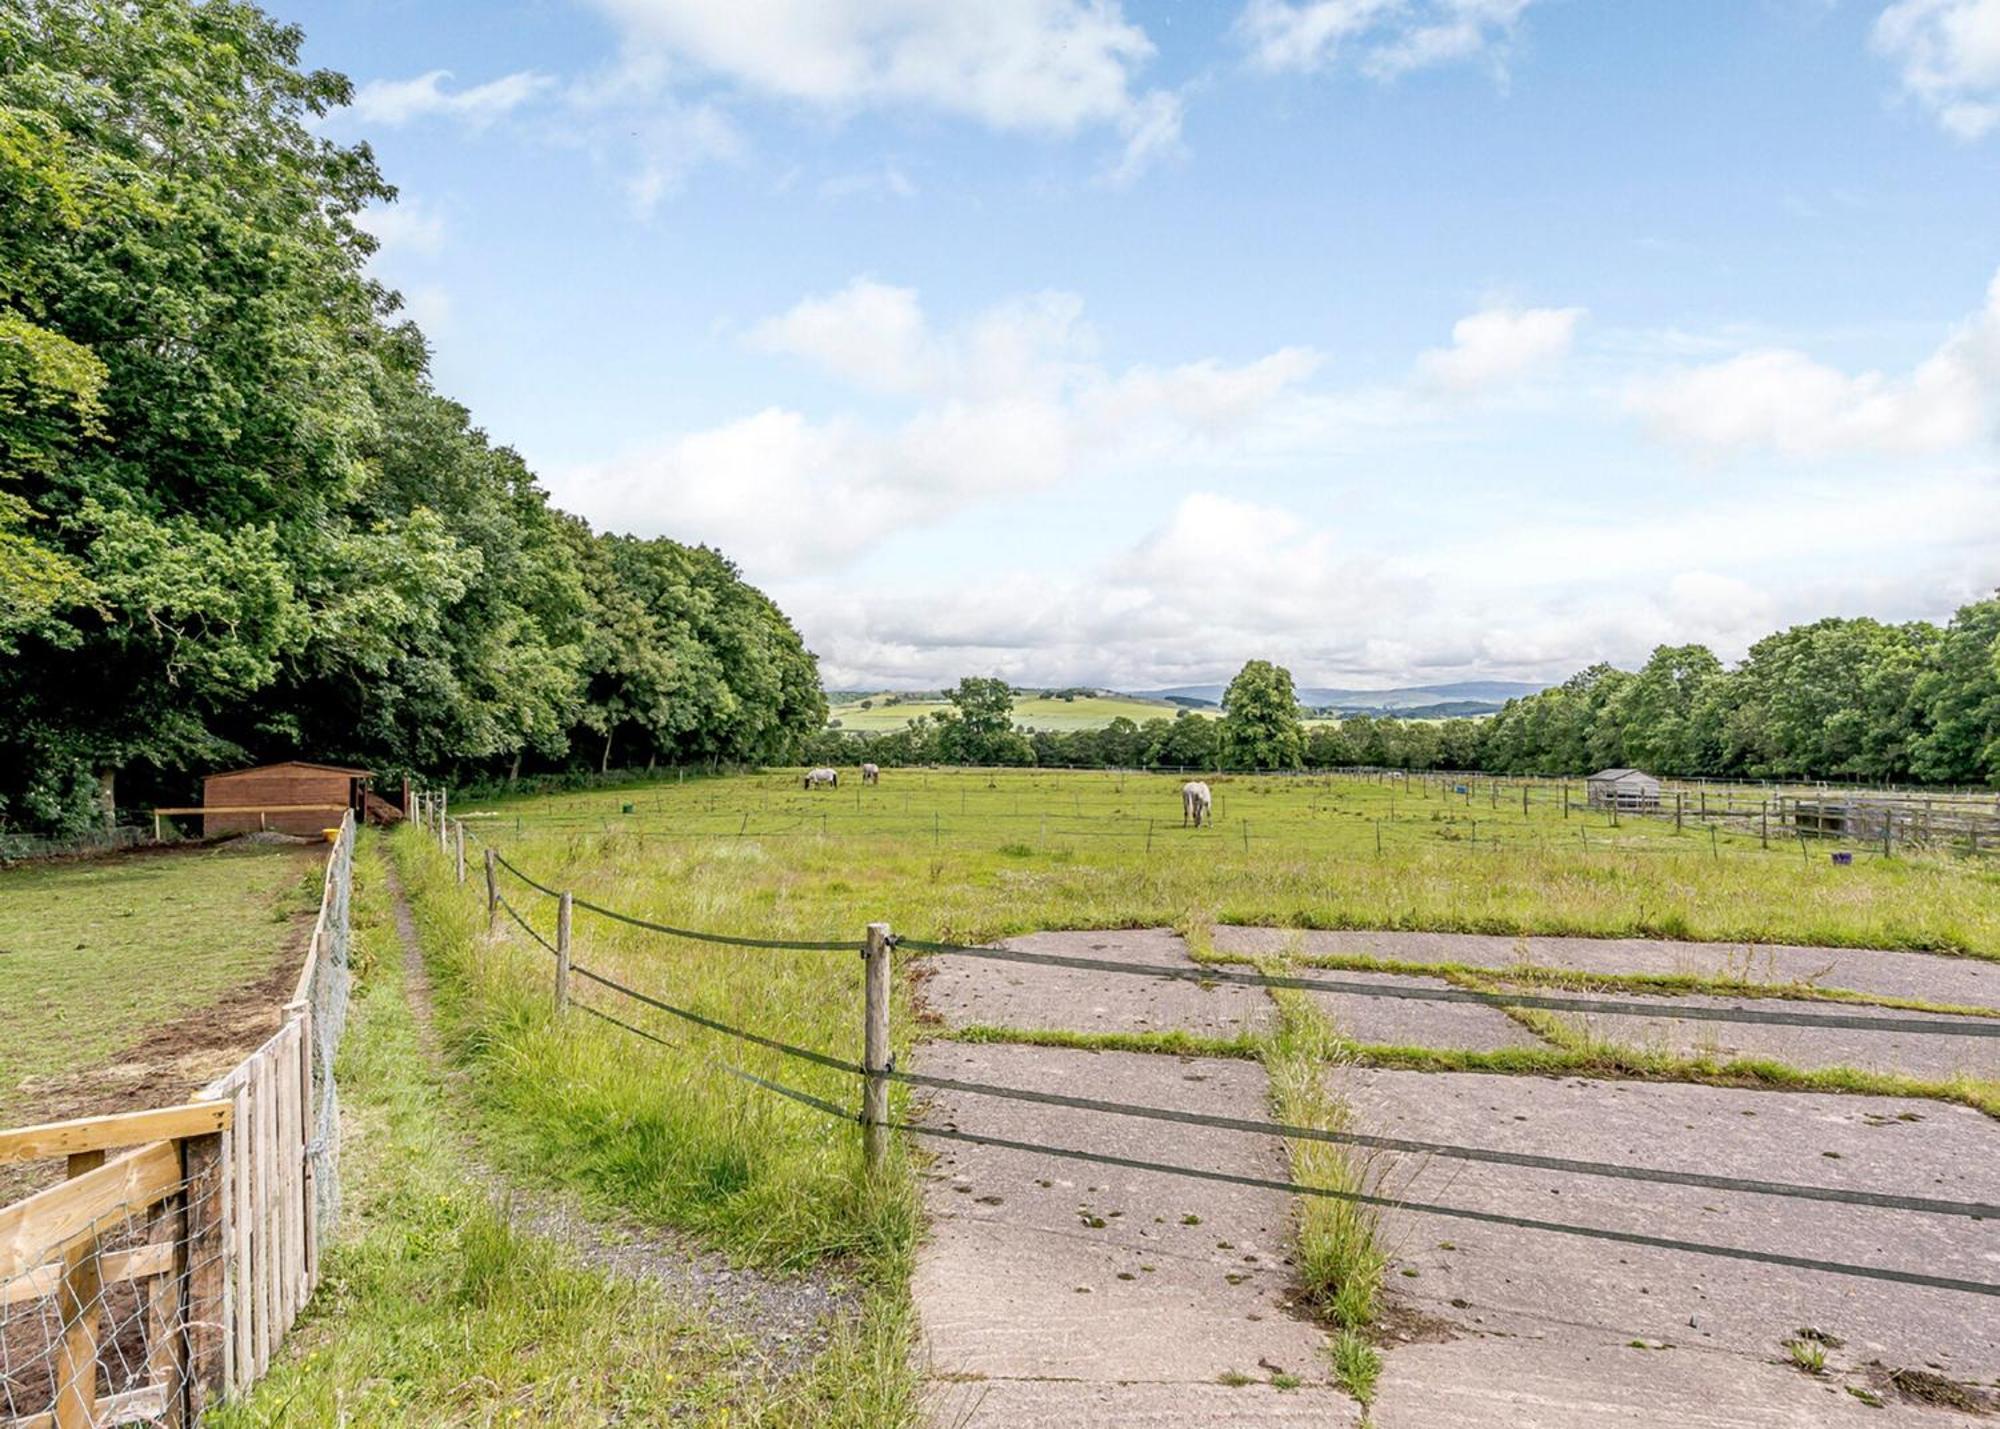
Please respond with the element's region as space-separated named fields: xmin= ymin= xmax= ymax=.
xmin=1182 ymin=780 xmax=1212 ymax=828
xmin=804 ymin=767 xmax=839 ymax=790
xmin=861 ymin=763 xmax=880 ymax=785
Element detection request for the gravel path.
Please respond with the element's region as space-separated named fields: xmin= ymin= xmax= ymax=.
xmin=381 ymin=860 xmax=854 ymax=1380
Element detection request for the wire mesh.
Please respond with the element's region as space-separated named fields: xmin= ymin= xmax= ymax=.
xmin=304 ymin=813 xmax=354 ymax=1236
xmin=0 ymin=1172 xmax=217 ymax=1424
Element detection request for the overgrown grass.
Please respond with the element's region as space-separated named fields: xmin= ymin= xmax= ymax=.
xmin=1259 ymin=976 xmax=1389 ymax=1406
xmin=393 ymin=829 xmax=925 ymax=1422
xmin=213 ymin=837 xmax=753 ymax=1426
xmin=461 ymin=768 xmax=2000 ymax=955
xmin=0 ymin=842 xmax=320 ymax=1111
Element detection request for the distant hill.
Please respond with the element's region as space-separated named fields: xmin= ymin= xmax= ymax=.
xmin=1134 ymin=680 xmax=1544 ymax=711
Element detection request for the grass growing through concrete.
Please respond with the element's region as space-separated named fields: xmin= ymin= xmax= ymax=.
xmin=0 ymin=842 xmax=321 ymax=1113
xmin=1260 ymin=978 xmax=1387 ymax=1406
xmin=212 ymin=839 xmax=753 ymax=1426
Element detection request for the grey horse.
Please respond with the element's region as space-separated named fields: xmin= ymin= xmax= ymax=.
xmin=1182 ymin=780 xmax=1212 ymax=828
xmin=861 ymin=763 xmax=880 ymax=785
xmin=804 ymin=767 xmax=839 ymax=790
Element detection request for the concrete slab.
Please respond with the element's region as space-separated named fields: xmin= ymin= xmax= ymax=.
xmin=911 ymin=1043 xmax=1353 ymax=1420
xmin=1301 ymin=969 xmax=1547 ymax=1052
xmin=1371 ymin=1337 xmax=1944 ymax=1428
xmin=1212 ymin=927 xmax=2000 ymax=1012
xmin=1339 ymin=1069 xmax=2000 ymax=1381
xmin=924 ymin=1379 xmax=1361 ymax=1428
xmin=1529 ymin=991 xmax=1998 ymax=1082
xmin=918 ymin=928 xmax=1274 ymax=1037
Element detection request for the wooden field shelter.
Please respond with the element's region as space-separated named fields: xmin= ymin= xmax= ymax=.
xmin=200 ymin=762 xmax=372 ymax=837
xmin=1585 ymin=767 xmax=1662 ymax=811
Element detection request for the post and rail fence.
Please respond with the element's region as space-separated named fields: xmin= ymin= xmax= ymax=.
xmin=0 ymin=810 xmax=355 ymax=1424
xmin=434 ymin=806 xmax=2000 ymax=1304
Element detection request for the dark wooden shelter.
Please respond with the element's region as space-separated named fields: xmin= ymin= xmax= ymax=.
xmin=201 ymin=761 xmax=372 ymax=837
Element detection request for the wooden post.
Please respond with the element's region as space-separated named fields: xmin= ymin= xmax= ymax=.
xmin=555 ymin=892 xmax=573 ymax=1015
xmin=1562 ymin=784 xmax=1570 ymax=819
xmin=52 ymin=1150 xmax=106 ymax=1429
xmin=437 ymin=797 xmax=448 ymax=855
xmin=862 ymin=922 xmax=892 ymax=1174
xmin=453 ymin=820 xmax=466 ymax=885
xmin=1675 ymin=792 xmax=1683 ymax=832
xmin=484 ymin=848 xmax=498 ymax=931
xmin=181 ymin=1130 xmax=227 ymax=1423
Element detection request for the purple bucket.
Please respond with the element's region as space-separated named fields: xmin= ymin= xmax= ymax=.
xmin=1831 ymin=851 xmax=1853 ymax=866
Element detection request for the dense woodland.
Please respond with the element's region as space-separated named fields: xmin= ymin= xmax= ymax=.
xmin=813 ymin=604 xmax=2000 ymax=786
xmin=0 ymin=1 xmax=825 ymax=839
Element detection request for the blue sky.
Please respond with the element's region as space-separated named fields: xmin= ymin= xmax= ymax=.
xmin=289 ymin=0 xmax=2000 ymax=690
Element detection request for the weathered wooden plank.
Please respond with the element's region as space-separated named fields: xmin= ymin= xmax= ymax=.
xmin=148 ymin=804 xmax=348 ymax=816
xmin=229 ymin=1083 xmax=252 ymax=1390
xmin=0 ymin=1103 xmax=231 ymax=1166
xmin=0 ymin=1240 xmax=176 ymax=1307
xmin=7 ymin=1382 xmax=171 ymax=1429
xmin=295 ymin=1003 xmax=318 ymax=1294
xmin=0 ymin=1143 xmax=180 ymax=1281
xmin=181 ymin=1131 xmax=226 ymax=1422
xmin=253 ymin=1052 xmax=274 ymax=1379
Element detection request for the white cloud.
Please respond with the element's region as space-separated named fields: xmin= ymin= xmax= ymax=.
xmin=1415 ymin=304 xmax=1584 ymax=393
xmin=818 ymin=163 xmax=919 ymax=200
xmin=558 ymin=282 xmax=1319 ymax=573
xmin=619 ymin=102 xmax=747 ymax=215
xmin=357 ymin=199 xmax=447 ymax=258
xmin=1874 ymin=0 xmax=2000 ymax=139
xmin=790 ymin=471 xmax=2000 ymax=690
xmin=1237 ymin=0 xmax=1540 ymax=79
xmin=585 ymin=0 xmax=1181 ymax=179
xmin=1627 ymin=267 xmax=2000 ymax=456
xmin=348 ymin=69 xmax=554 ymax=128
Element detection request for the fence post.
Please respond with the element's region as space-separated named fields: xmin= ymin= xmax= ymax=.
xmin=180 ymin=1129 xmax=227 ymax=1423
xmin=453 ymin=820 xmax=466 ymax=885
xmin=555 ymin=892 xmax=573 ymax=1015
xmin=437 ymin=797 xmax=448 ymax=856
xmin=484 ymin=848 xmax=498 ymax=931
xmin=52 ymin=1150 xmax=106 ymax=1429
xmin=863 ymin=922 xmax=892 ymax=1174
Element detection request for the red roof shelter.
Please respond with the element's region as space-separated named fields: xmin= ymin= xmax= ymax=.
xmin=201 ymin=762 xmax=372 ymax=837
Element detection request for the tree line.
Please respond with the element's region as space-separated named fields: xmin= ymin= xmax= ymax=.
xmin=0 ymin=0 xmax=826 ymax=839
xmin=812 ymin=601 xmax=2000 ymax=786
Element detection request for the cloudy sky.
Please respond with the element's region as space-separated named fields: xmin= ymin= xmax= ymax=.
xmin=295 ymin=0 xmax=2000 ymax=691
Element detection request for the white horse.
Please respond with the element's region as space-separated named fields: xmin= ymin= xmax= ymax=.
xmin=861 ymin=763 xmax=880 ymax=785
xmin=804 ymin=767 xmax=839 ymax=790
xmin=1182 ymin=780 xmax=1212 ymax=828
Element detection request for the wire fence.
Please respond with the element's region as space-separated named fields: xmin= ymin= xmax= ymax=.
xmin=0 ymin=1164 xmax=221 ymax=1424
xmin=434 ymin=814 xmax=2000 ymax=1304
xmin=0 ymin=811 xmax=357 ymax=1424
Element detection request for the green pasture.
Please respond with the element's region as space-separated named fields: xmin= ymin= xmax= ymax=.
xmin=0 ymin=843 xmax=323 ymax=1117
xmin=386 ymin=766 xmax=2000 ymax=1418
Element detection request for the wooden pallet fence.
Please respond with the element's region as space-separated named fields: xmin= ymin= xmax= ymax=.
xmin=0 ymin=811 xmax=354 ymax=1424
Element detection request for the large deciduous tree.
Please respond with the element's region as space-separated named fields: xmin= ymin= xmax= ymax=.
xmin=1220 ymin=660 xmax=1305 ymax=770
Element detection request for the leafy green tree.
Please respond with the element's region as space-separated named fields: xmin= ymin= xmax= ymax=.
xmin=1220 ymin=660 xmax=1305 ymax=770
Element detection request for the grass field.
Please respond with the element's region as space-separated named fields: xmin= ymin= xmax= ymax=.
xmin=828 ymin=692 xmax=1206 ymax=731
xmin=0 ymin=842 xmax=323 ymax=1118
xmin=383 ymin=767 xmax=1999 ymax=1420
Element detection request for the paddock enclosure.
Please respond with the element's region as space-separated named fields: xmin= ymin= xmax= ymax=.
xmin=415 ymin=766 xmax=1997 ymax=1421
xmin=0 ymin=816 xmax=355 ymax=1424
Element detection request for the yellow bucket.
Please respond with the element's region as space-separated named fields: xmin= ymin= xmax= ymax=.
xmin=322 ymin=828 xmax=341 ymax=843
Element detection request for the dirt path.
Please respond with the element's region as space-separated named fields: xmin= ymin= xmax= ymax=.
xmin=379 ymin=858 xmax=854 ymax=1379
xmin=910 ymin=928 xmax=1997 ymax=1427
